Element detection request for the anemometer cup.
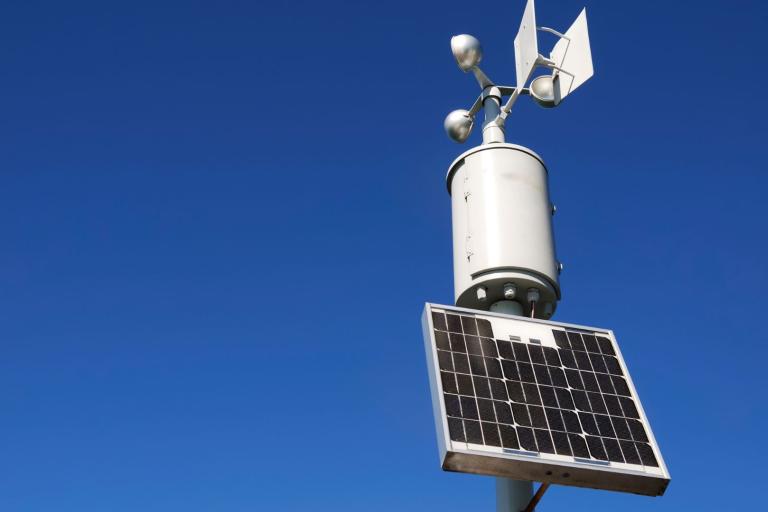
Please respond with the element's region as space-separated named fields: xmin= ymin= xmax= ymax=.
xmin=451 ymin=34 xmax=483 ymax=72
xmin=444 ymin=109 xmax=475 ymax=143
xmin=529 ymin=75 xmax=557 ymax=108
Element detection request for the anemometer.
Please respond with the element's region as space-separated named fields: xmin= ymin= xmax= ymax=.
xmin=444 ymin=2 xmax=593 ymax=144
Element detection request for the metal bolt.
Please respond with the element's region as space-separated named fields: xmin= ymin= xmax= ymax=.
xmin=503 ymin=282 xmax=517 ymax=300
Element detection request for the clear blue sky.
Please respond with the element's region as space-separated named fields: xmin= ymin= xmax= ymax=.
xmin=1 ymin=1 xmax=766 ymax=510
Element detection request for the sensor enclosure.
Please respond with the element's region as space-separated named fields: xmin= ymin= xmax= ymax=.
xmin=447 ymin=144 xmax=559 ymax=318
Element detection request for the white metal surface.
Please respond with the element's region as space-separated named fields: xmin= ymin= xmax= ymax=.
xmin=422 ymin=303 xmax=671 ymax=496
xmin=514 ymin=0 xmax=539 ymax=90
xmin=447 ymin=144 xmax=559 ymax=318
xmin=549 ymin=9 xmax=594 ymax=104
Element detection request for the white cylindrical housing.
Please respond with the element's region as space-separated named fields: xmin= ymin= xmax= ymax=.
xmin=447 ymin=143 xmax=560 ymax=318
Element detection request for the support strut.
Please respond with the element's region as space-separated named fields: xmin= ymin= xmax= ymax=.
xmin=521 ymin=483 xmax=550 ymax=512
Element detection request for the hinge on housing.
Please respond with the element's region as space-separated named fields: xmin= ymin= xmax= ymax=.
xmin=465 ymin=235 xmax=473 ymax=261
xmin=464 ymin=175 xmax=472 ymax=260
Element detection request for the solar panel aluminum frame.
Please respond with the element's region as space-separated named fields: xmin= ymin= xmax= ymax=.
xmin=422 ymin=303 xmax=670 ymax=496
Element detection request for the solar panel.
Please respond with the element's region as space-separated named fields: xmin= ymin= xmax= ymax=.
xmin=422 ymin=303 xmax=670 ymax=496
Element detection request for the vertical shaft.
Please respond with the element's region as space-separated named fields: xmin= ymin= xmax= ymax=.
xmin=482 ymin=87 xmax=505 ymax=144
xmin=497 ymin=478 xmax=534 ymax=512
xmin=491 ymin=299 xmax=534 ymax=511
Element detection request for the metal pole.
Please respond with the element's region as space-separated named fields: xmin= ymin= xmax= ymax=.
xmin=490 ymin=299 xmax=534 ymax=512
xmin=497 ymin=478 xmax=534 ymax=512
xmin=482 ymin=87 xmax=505 ymax=144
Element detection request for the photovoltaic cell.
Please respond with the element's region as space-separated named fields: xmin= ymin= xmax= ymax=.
xmin=425 ymin=304 xmax=668 ymax=496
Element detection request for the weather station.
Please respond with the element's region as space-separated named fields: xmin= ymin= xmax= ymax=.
xmin=421 ymin=1 xmax=670 ymax=511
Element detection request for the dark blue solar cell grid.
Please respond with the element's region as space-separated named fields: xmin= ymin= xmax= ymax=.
xmin=431 ymin=310 xmax=659 ymax=467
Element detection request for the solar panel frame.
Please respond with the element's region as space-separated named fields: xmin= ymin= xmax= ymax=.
xmin=422 ymin=303 xmax=670 ymax=496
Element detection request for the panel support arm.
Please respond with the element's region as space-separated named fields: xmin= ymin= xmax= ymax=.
xmin=521 ymin=482 xmax=550 ymax=512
